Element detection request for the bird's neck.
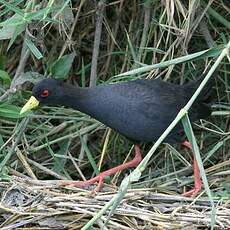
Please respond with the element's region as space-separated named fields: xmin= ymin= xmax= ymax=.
xmin=60 ymin=85 xmax=99 ymax=116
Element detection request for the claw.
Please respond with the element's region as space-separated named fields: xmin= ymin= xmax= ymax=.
xmin=59 ymin=145 xmax=142 ymax=192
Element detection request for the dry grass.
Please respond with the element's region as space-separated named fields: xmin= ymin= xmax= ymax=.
xmin=0 ymin=0 xmax=229 ymax=229
xmin=0 ymin=177 xmax=230 ymax=229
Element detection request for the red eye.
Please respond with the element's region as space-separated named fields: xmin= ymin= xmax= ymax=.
xmin=41 ymin=89 xmax=49 ymax=98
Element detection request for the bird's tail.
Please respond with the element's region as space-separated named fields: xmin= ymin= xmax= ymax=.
xmin=185 ymin=70 xmax=217 ymax=120
xmin=187 ymin=70 xmax=217 ymax=102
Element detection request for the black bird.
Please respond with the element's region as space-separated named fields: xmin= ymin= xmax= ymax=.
xmin=20 ymin=75 xmax=213 ymax=196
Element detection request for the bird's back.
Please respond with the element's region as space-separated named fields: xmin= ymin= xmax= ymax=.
xmin=84 ymin=78 xmax=212 ymax=143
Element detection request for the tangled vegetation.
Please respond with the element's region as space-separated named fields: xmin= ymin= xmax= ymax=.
xmin=0 ymin=0 xmax=229 ymax=229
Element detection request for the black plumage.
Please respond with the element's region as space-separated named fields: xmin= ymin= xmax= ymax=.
xmin=21 ymin=74 xmax=214 ymax=195
xmin=31 ymin=76 xmax=213 ymax=143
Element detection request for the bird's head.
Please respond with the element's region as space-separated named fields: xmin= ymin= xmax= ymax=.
xmin=20 ymin=78 xmax=63 ymax=114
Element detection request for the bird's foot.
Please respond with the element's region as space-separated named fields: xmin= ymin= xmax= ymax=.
xmin=182 ymin=174 xmax=202 ymax=197
xmin=60 ymin=174 xmax=105 ymax=193
xmin=182 ymin=184 xmax=202 ymax=197
xmin=182 ymin=140 xmax=203 ymax=197
xmin=60 ymin=145 xmax=142 ymax=193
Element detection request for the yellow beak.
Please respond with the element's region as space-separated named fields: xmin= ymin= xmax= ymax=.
xmin=20 ymin=96 xmax=39 ymax=115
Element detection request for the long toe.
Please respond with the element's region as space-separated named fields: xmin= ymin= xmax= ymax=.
xmin=182 ymin=185 xmax=202 ymax=197
xmin=60 ymin=180 xmax=96 ymax=189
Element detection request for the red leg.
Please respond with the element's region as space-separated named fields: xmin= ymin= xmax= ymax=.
xmin=61 ymin=145 xmax=142 ymax=192
xmin=182 ymin=141 xmax=202 ymax=197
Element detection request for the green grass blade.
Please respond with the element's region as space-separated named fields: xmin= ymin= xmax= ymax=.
xmin=0 ymin=0 xmax=25 ymax=16
xmin=25 ymin=36 xmax=43 ymax=60
xmin=182 ymin=114 xmax=216 ymax=229
xmin=116 ymin=47 xmax=222 ymax=77
xmin=79 ymin=134 xmax=100 ymax=175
